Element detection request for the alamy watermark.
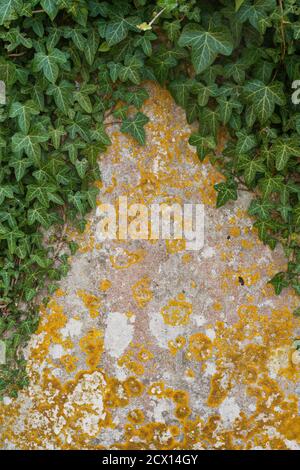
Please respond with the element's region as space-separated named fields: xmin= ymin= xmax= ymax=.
xmin=292 ymin=80 xmax=300 ymax=105
xmin=96 ymin=197 xmax=204 ymax=251
xmin=0 ymin=80 xmax=5 ymax=104
xmin=0 ymin=341 xmax=6 ymax=365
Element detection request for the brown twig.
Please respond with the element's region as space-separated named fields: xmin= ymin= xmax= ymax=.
xmin=8 ymin=51 xmax=26 ymax=58
xmin=104 ymin=120 xmax=122 ymax=127
xmin=278 ymin=0 xmax=286 ymax=60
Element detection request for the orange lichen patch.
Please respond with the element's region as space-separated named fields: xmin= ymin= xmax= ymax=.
xmin=275 ymin=347 xmax=300 ymax=382
xmin=29 ymin=301 xmax=69 ymax=363
xmin=229 ymin=227 xmax=240 ymax=237
xmin=121 ymin=422 xmax=176 ymax=450
xmin=2 ymin=82 xmax=300 ymax=451
xmin=168 ymin=336 xmax=186 ymax=355
xmin=241 ymin=239 xmax=254 ymax=250
xmin=175 ymin=405 xmax=191 ymax=421
xmin=166 ymin=239 xmax=186 ymax=254
xmin=99 ymin=279 xmax=112 ymax=291
xmin=185 ymin=368 xmax=196 ymax=379
xmin=187 ymin=333 xmax=213 ymax=362
xmin=123 ymin=377 xmax=144 ymax=397
xmin=198 ymin=171 xmax=224 ymax=206
xmin=127 ymin=409 xmax=145 ymax=424
xmin=132 ymin=277 xmax=153 ymax=308
xmin=110 ymin=249 xmax=146 ymax=269
xmin=222 ymin=266 xmax=261 ymax=288
xmin=172 ymin=390 xmax=189 ymax=404
xmin=148 ymin=381 xmax=165 ymax=398
xmin=55 ymin=288 xmax=65 ymax=298
xmin=161 ymin=295 xmax=192 ymax=326
xmin=136 ymin=170 xmax=161 ymax=198
xmin=60 ymin=354 xmax=79 ymax=373
xmin=213 ymin=302 xmax=222 ymax=311
xmin=77 ymin=290 xmax=101 ymax=318
xmin=79 ymin=329 xmax=104 ymax=370
xmin=118 ymin=344 xmax=154 ymax=376
xmin=104 ymin=176 xmax=117 ymax=194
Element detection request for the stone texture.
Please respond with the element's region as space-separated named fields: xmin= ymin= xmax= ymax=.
xmin=1 ymin=83 xmax=300 ymax=450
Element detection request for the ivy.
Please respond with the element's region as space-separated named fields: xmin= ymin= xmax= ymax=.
xmin=0 ymin=0 xmax=300 ymax=398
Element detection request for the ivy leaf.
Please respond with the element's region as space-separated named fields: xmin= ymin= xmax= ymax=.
xmin=194 ymin=82 xmax=218 ymax=107
xmin=236 ymin=130 xmax=257 ymax=153
xmin=32 ymin=49 xmax=68 ymax=83
xmin=27 ymin=205 xmax=51 ymax=228
xmin=121 ymin=112 xmax=149 ymax=145
xmin=235 ymin=0 xmax=245 ymax=12
xmin=292 ymin=205 xmax=300 ymax=227
xmin=189 ymin=133 xmax=216 ymax=160
xmin=27 ymin=184 xmax=54 ymax=207
xmin=0 ymin=0 xmax=21 ymax=26
xmin=163 ymin=20 xmax=181 ymax=41
xmin=215 ymin=181 xmax=238 ymax=208
xmin=134 ymin=31 xmax=156 ymax=56
xmin=119 ymin=56 xmax=142 ymax=85
xmin=200 ymin=108 xmax=220 ymax=137
xmin=74 ymin=91 xmax=93 ymax=113
xmin=85 ymin=28 xmax=99 ymax=65
xmin=169 ymin=79 xmax=195 ymax=108
xmin=86 ymin=187 xmax=98 ymax=209
xmin=66 ymin=113 xmax=91 ymax=141
xmin=178 ymin=24 xmax=233 ymax=74
xmin=269 ymin=272 xmax=288 ymax=295
xmin=244 ymin=80 xmax=286 ymax=123
xmin=75 ymin=158 xmax=88 ymax=179
xmin=248 ymin=198 xmax=274 ymax=220
xmin=40 ymin=0 xmax=59 ymax=21
xmin=0 ymin=186 xmax=14 ymax=205
xmin=9 ymin=100 xmax=40 ymax=133
xmin=0 ymin=59 xmax=16 ymax=87
xmin=0 ymin=228 xmax=25 ymax=255
xmin=254 ymin=219 xmax=280 ymax=243
xmin=12 ymin=126 xmax=49 ymax=162
xmin=239 ymin=157 xmax=266 ymax=185
xmin=63 ymin=26 xmax=87 ymax=51
xmin=46 ymin=81 xmax=74 ymax=115
xmin=237 ymin=0 xmax=276 ymax=33
xmin=49 ymin=126 xmax=65 ymax=149
xmin=125 ymin=88 xmax=149 ymax=109
xmin=89 ymin=124 xmax=111 ymax=146
xmin=68 ymin=191 xmax=85 ymax=214
xmin=272 ymin=138 xmax=300 ymax=171
xmin=259 ymin=174 xmax=284 ymax=198
xmin=105 ymin=15 xmax=139 ymax=46
xmin=9 ymin=157 xmax=32 ymax=182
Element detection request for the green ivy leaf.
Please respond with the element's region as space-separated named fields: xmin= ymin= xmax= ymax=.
xmin=214 ymin=181 xmax=238 ymax=208
xmin=32 ymin=49 xmax=68 ymax=83
xmin=40 ymin=0 xmax=59 ymax=21
xmin=178 ymin=24 xmax=233 ymax=74
xmin=272 ymin=138 xmax=300 ymax=171
xmin=121 ymin=112 xmax=149 ymax=145
xmin=9 ymin=100 xmax=40 ymax=133
xmin=244 ymin=80 xmax=286 ymax=123
xmin=75 ymin=158 xmax=88 ymax=179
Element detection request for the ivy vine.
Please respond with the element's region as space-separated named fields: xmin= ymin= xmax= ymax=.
xmin=0 ymin=0 xmax=300 ymax=397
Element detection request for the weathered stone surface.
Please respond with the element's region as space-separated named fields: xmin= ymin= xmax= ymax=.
xmin=1 ymin=83 xmax=300 ymax=450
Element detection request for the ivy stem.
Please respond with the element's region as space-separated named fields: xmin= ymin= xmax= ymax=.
xmin=7 ymin=51 xmax=26 ymax=57
xmin=104 ymin=120 xmax=122 ymax=127
xmin=149 ymin=7 xmax=166 ymax=27
xmin=278 ymin=0 xmax=286 ymax=59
